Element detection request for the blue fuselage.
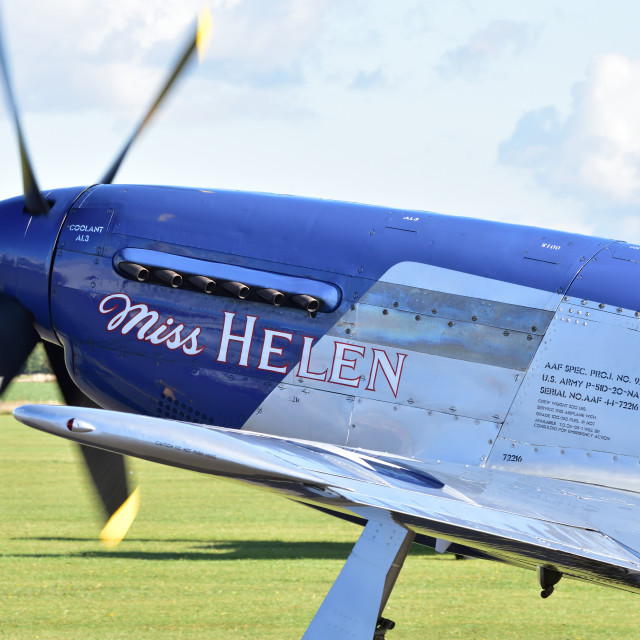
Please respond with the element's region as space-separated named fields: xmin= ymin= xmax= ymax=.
xmin=3 ymin=183 xmax=640 ymax=491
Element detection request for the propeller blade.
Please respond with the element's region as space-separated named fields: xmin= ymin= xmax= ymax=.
xmin=44 ymin=342 xmax=138 ymax=545
xmin=99 ymin=486 xmax=140 ymax=549
xmin=100 ymin=6 xmax=212 ymax=185
xmin=0 ymin=9 xmax=49 ymax=214
xmin=42 ymin=341 xmax=96 ymax=408
xmin=79 ymin=443 xmax=133 ymax=522
xmin=0 ymin=294 xmax=38 ymax=393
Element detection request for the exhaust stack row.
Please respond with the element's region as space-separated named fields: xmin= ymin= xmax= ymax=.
xmin=118 ymin=261 xmax=320 ymax=312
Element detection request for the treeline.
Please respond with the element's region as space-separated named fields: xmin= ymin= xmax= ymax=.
xmin=20 ymin=343 xmax=53 ymax=375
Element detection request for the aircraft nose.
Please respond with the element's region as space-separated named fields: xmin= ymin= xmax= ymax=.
xmin=0 ymin=186 xmax=86 ymax=340
xmin=0 ymin=195 xmax=29 ymax=299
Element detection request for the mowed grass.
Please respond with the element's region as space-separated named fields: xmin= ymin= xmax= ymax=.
xmin=1 ymin=378 xmax=63 ymax=404
xmin=2 ymin=386 xmax=640 ymax=639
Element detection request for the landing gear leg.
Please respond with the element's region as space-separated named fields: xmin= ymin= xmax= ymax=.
xmin=302 ymin=517 xmax=415 ymax=640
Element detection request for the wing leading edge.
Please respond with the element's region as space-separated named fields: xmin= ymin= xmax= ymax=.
xmin=14 ymin=404 xmax=640 ymax=596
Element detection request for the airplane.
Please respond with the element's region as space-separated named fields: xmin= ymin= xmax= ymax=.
xmin=2 ymin=7 xmax=640 ymax=640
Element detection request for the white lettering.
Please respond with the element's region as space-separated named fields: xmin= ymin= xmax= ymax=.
xmin=296 ymin=336 xmax=328 ymax=381
xmin=98 ymin=293 xmax=204 ymax=356
xmin=217 ymin=312 xmax=257 ymax=366
xmin=69 ymin=224 xmax=104 ymax=233
xmin=365 ymin=349 xmax=408 ymax=397
xmin=97 ymin=297 xmax=407 ymax=394
xmin=329 ymin=342 xmax=365 ymax=388
xmin=258 ymin=329 xmax=293 ymax=373
xmin=100 ymin=295 xmax=159 ymax=339
xmin=145 ymin=318 xmax=175 ymax=344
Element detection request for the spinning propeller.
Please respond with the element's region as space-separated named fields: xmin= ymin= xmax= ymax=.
xmin=0 ymin=6 xmax=212 ymax=546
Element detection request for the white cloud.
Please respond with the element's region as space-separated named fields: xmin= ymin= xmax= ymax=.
xmin=437 ymin=20 xmax=538 ymax=79
xmin=208 ymin=0 xmax=334 ymax=67
xmin=500 ymin=54 xmax=640 ymax=210
xmin=349 ymin=68 xmax=386 ymax=91
xmin=2 ymin=0 xmax=336 ymax=118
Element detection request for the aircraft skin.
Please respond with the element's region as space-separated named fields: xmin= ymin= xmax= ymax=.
xmin=3 ymin=12 xmax=640 ymax=640
xmin=5 ymin=182 xmax=640 ymax=593
xmin=4 ymin=182 xmax=637 ymax=479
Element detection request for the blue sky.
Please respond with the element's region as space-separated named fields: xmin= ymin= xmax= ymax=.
xmin=3 ymin=1 xmax=640 ymax=241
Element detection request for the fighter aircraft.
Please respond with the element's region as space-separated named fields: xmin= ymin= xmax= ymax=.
xmin=2 ymin=7 xmax=640 ymax=640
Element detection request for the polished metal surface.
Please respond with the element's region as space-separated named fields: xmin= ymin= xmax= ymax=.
xmin=347 ymin=398 xmax=498 ymax=463
xmin=379 ymin=262 xmax=563 ymax=310
xmin=492 ymin=302 xmax=640 ymax=491
xmin=246 ymin=265 xmax=550 ymax=463
xmin=487 ymin=439 xmax=640 ymax=494
xmin=279 ymin=338 xmax=522 ymax=419
xmin=245 ymin=344 xmax=512 ymax=463
xmin=243 ymin=382 xmax=352 ymax=444
xmin=331 ymin=304 xmax=540 ymax=371
xmin=361 ymin=281 xmax=553 ymax=335
xmin=14 ymin=404 xmax=640 ymax=594
xmin=559 ymin=295 xmax=640 ymax=330
xmin=303 ymin=517 xmax=413 ymax=640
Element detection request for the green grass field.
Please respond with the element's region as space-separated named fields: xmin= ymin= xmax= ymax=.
xmin=0 ymin=378 xmax=63 ymax=407
xmin=2 ymin=386 xmax=640 ymax=639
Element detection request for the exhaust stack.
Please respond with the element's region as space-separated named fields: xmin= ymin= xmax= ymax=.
xmin=188 ymin=275 xmax=216 ymax=294
xmin=154 ymin=269 xmax=182 ymax=288
xmin=119 ymin=262 xmax=149 ymax=282
xmin=257 ymin=288 xmax=284 ymax=306
xmin=223 ymin=281 xmax=250 ymax=299
xmin=291 ymin=294 xmax=319 ymax=312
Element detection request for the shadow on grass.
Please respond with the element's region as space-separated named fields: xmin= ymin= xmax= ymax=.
xmin=16 ymin=536 xmax=232 ymax=543
xmin=7 ymin=538 xmax=437 ymax=561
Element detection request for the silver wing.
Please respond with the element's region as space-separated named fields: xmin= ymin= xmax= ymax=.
xmin=14 ymin=404 xmax=640 ymax=639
